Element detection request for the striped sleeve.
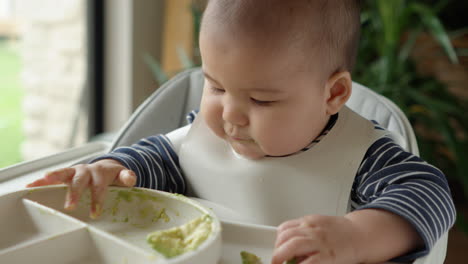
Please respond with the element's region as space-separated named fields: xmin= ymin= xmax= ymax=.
xmin=91 ymin=135 xmax=186 ymax=194
xmin=351 ymin=136 xmax=456 ymax=261
xmin=186 ymin=110 xmax=198 ymax=124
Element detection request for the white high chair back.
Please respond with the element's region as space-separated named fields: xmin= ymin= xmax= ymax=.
xmin=110 ymin=68 xmax=448 ymax=264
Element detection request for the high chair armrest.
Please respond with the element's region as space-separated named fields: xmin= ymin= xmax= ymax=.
xmin=412 ymin=233 xmax=448 ymax=264
xmin=0 ymin=141 xmax=110 ymax=195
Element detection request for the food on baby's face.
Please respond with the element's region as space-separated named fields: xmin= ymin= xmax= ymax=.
xmin=146 ymin=214 xmax=213 ymax=258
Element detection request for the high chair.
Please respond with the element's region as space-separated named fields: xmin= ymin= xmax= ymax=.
xmin=0 ymin=67 xmax=449 ymax=263
xmin=106 ymin=67 xmax=449 ymax=264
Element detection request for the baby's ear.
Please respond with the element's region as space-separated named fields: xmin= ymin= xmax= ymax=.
xmin=325 ymin=71 xmax=352 ymax=115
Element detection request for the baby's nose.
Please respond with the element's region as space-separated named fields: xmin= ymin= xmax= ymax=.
xmin=222 ymin=101 xmax=248 ymax=127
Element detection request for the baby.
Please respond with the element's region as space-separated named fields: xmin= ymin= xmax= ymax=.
xmin=28 ymin=0 xmax=455 ymax=263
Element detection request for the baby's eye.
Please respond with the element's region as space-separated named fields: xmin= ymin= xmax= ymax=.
xmin=250 ymin=98 xmax=275 ymax=106
xmin=210 ymin=87 xmax=225 ymax=94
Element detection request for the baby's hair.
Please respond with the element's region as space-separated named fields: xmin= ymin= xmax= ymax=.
xmin=201 ymin=0 xmax=361 ymax=75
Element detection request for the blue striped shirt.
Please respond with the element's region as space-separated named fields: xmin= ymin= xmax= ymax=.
xmin=93 ymin=112 xmax=455 ymax=262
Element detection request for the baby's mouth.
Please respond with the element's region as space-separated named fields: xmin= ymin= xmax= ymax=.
xmin=224 ymin=126 xmax=255 ymax=143
xmin=227 ymin=135 xmax=255 ymax=143
xmin=232 ymin=137 xmax=252 ymax=141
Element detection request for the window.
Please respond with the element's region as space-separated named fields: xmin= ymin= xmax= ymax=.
xmin=0 ymin=0 xmax=89 ymax=168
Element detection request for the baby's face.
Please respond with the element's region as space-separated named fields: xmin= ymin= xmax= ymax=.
xmin=199 ymin=32 xmax=331 ymax=159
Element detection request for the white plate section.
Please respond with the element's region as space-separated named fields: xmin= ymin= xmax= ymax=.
xmin=0 ymin=228 xmax=162 ymax=264
xmin=0 ymin=191 xmax=84 ymax=252
xmin=87 ymin=228 xmax=165 ymax=264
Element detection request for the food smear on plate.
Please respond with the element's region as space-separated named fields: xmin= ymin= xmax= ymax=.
xmin=146 ymin=214 xmax=213 ymax=258
xmin=240 ymin=251 xmax=297 ymax=264
xmin=240 ymin=251 xmax=262 ymax=264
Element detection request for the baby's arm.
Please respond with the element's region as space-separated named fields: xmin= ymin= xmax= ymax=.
xmin=92 ymin=131 xmax=187 ymax=193
xmin=345 ymin=208 xmax=423 ymax=263
xmin=272 ymin=209 xmax=422 ymax=264
xmin=27 ymin=125 xmax=191 ymax=218
xmin=273 ymin=136 xmax=455 ymax=263
xmin=352 ymin=136 xmax=456 ymax=260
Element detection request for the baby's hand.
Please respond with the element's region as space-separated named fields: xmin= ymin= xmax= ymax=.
xmin=272 ymin=215 xmax=362 ymax=264
xmin=26 ymin=159 xmax=136 ymax=218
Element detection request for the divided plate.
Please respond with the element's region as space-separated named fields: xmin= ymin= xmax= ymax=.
xmin=0 ymin=186 xmax=222 ymax=264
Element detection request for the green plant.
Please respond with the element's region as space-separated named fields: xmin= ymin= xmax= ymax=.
xmin=353 ymin=0 xmax=468 ymax=230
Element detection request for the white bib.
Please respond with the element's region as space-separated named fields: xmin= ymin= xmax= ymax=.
xmin=179 ymin=106 xmax=386 ymax=226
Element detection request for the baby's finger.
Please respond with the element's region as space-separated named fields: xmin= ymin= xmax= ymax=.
xmin=65 ymin=171 xmax=91 ymax=210
xmin=26 ymin=178 xmax=62 ymax=188
xmin=113 ymin=169 xmax=137 ymax=187
xmin=275 ymin=225 xmax=310 ymax=248
xmin=89 ymin=184 xmax=107 ymax=219
xmin=26 ymin=168 xmax=75 ymax=187
xmin=277 ymin=218 xmax=302 ymax=234
xmin=299 ymin=253 xmax=323 ymax=264
xmin=271 ymin=237 xmax=318 ymax=264
xmin=89 ymin=171 xmax=111 ymax=219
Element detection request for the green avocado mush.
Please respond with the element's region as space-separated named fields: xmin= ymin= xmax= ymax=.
xmin=146 ymin=214 xmax=213 ymax=258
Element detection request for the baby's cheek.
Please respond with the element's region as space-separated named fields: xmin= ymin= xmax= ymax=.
xmin=202 ymin=113 xmax=224 ymax=138
xmin=200 ymin=98 xmax=217 ymax=120
xmin=210 ymin=124 xmax=226 ymax=140
xmin=259 ymin=127 xmax=305 ymax=156
xmin=255 ymin=130 xmax=286 ymax=156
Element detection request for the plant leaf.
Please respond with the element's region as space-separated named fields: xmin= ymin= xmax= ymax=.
xmin=143 ymin=53 xmax=168 ymax=86
xmin=398 ymin=27 xmax=422 ymax=63
xmin=409 ymin=3 xmax=458 ymax=64
xmin=176 ymin=46 xmax=195 ymax=70
xmin=376 ymin=0 xmax=404 ymax=53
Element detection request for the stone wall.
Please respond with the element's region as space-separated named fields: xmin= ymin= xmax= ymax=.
xmin=17 ymin=0 xmax=87 ymax=160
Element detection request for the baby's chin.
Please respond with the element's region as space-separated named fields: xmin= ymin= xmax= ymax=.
xmin=228 ymin=140 xmax=266 ymax=160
